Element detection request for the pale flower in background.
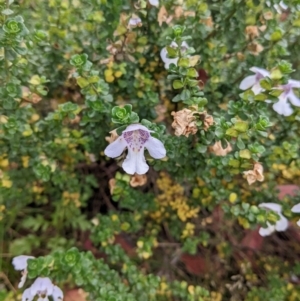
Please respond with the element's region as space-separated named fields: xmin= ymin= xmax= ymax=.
xmin=12 ymin=255 xmax=35 ymax=288
xmin=274 ymin=1 xmax=288 ymax=13
xmin=258 ymin=203 xmax=288 ymax=236
xmin=22 ymin=277 xmax=63 ymax=301
xmin=160 ymin=41 xmax=188 ymax=69
xmin=130 ymin=173 xmax=147 ymax=187
xmin=104 ymin=124 xmax=166 ymax=175
xmin=128 ymin=15 xmax=142 ymax=28
xmin=149 ymin=0 xmax=159 ymax=6
xmin=272 ymin=79 xmax=300 ymax=116
xmin=239 ymin=67 xmax=269 ymax=95
xmin=291 ymin=203 xmax=300 ymax=226
xmin=209 ymin=141 xmax=232 ymax=156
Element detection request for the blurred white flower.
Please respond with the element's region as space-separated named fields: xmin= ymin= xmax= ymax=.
xmin=160 ymin=41 xmax=189 ymax=69
xmin=272 ymin=79 xmax=300 ymax=116
xmin=12 ymin=255 xmax=34 ymax=288
xmin=239 ymin=67 xmax=269 ymax=95
xmin=128 ymin=15 xmax=142 ymax=28
xmin=104 ymin=124 xmax=166 ymax=175
xmin=149 ymin=0 xmax=159 ymax=6
xmin=292 ymin=203 xmax=300 ymax=226
xmin=274 ymin=1 xmax=288 ymax=13
xmin=258 ymin=202 xmax=288 ymax=236
xmin=22 ymin=277 xmax=63 ymax=301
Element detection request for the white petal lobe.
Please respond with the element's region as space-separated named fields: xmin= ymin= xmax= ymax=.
xmin=145 ymin=137 xmax=166 ymax=159
xmin=22 ymin=288 xmax=34 ymax=301
xmin=104 ymin=137 xmax=127 ymax=158
xmin=122 ymin=148 xmax=149 ymax=175
xmin=275 ymin=215 xmax=289 ymax=232
xmin=12 ymin=255 xmax=34 ymax=271
xmin=292 ymin=203 xmax=300 ymax=213
xmin=288 ymin=91 xmax=300 ymax=107
xmin=239 ymin=75 xmax=256 ymax=90
xmin=52 ymin=286 xmax=64 ymax=301
xmin=273 ymin=97 xmax=293 ymax=116
xmin=258 ymin=224 xmax=275 ymax=236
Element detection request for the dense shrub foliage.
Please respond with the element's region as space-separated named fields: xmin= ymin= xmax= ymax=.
xmin=2 ymin=0 xmax=300 ymax=300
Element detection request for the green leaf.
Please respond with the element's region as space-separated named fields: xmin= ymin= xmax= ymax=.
xmin=233 ymin=121 xmax=248 ymax=133
xmin=226 ymin=128 xmax=239 ymax=137
xmin=196 ymin=144 xmax=207 ymax=153
xmin=61 ymin=247 xmax=80 ymax=267
xmin=177 ymin=58 xmax=189 ymax=67
xmin=180 ymin=89 xmax=191 ymax=101
xmin=239 ymin=149 xmax=251 ymax=159
xmin=77 ymin=77 xmax=90 ymax=88
xmin=166 ymin=46 xmax=178 ymax=58
xmin=186 ymin=68 xmax=198 ymax=78
xmin=129 ymin=112 xmax=140 ymax=123
xmin=172 ymin=94 xmax=182 ymax=102
xmin=259 ymin=78 xmax=272 ymax=90
xmin=2 ymin=9 xmax=14 ymax=15
xmin=236 ymin=138 xmax=245 ymax=149
xmin=70 ymin=53 xmax=88 ymax=67
xmin=173 ymin=80 xmax=184 ymax=89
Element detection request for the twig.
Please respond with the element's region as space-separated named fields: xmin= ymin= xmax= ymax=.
xmin=0 ymin=272 xmax=17 ymax=293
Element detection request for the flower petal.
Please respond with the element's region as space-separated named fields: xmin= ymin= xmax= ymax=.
xmin=249 ymin=67 xmax=269 ymax=77
xmin=292 ymin=203 xmax=300 ymax=213
xmin=52 ymin=286 xmax=63 ymax=301
xmin=18 ymin=271 xmax=28 ymax=288
xmin=104 ymin=137 xmax=127 ymax=158
xmin=122 ymin=124 xmax=152 ymax=133
xmin=22 ymin=288 xmax=34 ymax=301
xmin=288 ymin=91 xmax=300 ymax=107
xmin=289 ymin=79 xmax=300 ymax=88
xmin=144 ymin=137 xmax=166 ymax=159
xmin=149 ymin=0 xmax=159 ymax=6
xmin=251 ymin=82 xmax=263 ymax=95
xmin=30 ymin=277 xmax=54 ymax=296
xmin=275 ymin=215 xmax=289 ymax=232
xmin=160 ymin=47 xmax=178 ymax=69
xmin=239 ymin=75 xmax=256 ymax=90
xmin=122 ymin=148 xmax=149 ymax=175
xmin=258 ymin=224 xmax=275 ymax=236
xmin=258 ymin=202 xmax=282 ymax=213
xmin=297 ymin=219 xmax=300 ymax=227
xmin=181 ymin=41 xmax=189 ymax=49
xmin=12 ymin=255 xmax=34 ymax=271
xmin=273 ymin=96 xmax=293 ymax=116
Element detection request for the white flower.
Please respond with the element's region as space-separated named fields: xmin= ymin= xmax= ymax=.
xmin=104 ymin=124 xmax=166 ymax=175
xmin=22 ymin=277 xmax=63 ymax=301
xmin=160 ymin=41 xmax=189 ymax=69
xmin=239 ymin=67 xmax=270 ymax=95
xmin=149 ymin=0 xmax=159 ymax=6
xmin=272 ymin=79 xmax=300 ymax=116
xmin=128 ymin=15 xmax=142 ymax=27
xmin=258 ymin=203 xmax=288 ymax=236
xmin=12 ymin=255 xmax=35 ymax=288
xmin=291 ymin=203 xmax=300 ymax=227
xmin=274 ymin=1 xmax=288 ymax=13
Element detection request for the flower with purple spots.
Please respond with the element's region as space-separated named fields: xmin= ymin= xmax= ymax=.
xmin=239 ymin=67 xmax=270 ymax=95
xmin=104 ymin=124 xmax=166 ymax=175
xmin=272 ymin=79 xmax=300 ymax=116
